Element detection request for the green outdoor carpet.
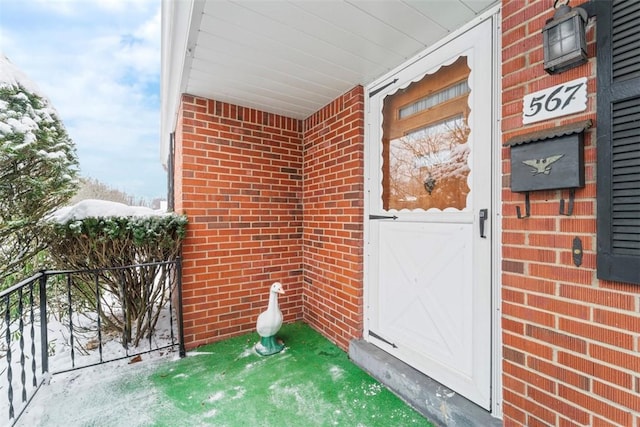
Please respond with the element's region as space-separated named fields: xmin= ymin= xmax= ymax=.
xmin=150 ymin=322 xmax=434 ymax=426
xmin=18 ymin=322 xmax=434 ymax=426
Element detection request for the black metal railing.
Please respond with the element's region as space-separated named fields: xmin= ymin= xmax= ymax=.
xmin=1 ymin=258 xmax=184 ymax=426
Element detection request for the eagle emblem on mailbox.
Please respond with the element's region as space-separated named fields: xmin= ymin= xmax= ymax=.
xmin=522 ymin=154 xmax=564 ymax=175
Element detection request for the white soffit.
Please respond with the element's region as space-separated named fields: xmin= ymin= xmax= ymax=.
xmin=161 ymin=0 xmax=497 ymax=161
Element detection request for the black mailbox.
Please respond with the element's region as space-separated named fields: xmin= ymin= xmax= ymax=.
xmin=506 ymin=121 xmax=589 ymax=193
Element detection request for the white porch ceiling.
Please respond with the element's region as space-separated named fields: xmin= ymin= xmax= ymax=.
xmin=161 ymin=0 xmax=497 ymax=162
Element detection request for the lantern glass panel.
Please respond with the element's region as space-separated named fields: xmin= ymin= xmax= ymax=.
xmin=548 ymin=19 xmax=578 ymax=59
xmin=543 ymin=8 xmax=587 ymax=74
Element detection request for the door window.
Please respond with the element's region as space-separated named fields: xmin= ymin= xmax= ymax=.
xmin=382 ymin=57 xmax=471 ymax=211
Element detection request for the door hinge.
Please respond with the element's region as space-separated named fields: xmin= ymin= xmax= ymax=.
xmin=369 ymin=331 xmax=397 ymax=348
xmin=369 ymin=214 xmax=398 ymax=220
xmin=369 ymin=78 xmax=398 ymax=97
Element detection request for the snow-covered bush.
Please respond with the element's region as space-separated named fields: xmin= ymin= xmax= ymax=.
xmin=44 ymin=200 xmax=187 ymax=346
xmin=0 ymin=55 xmax=79 ymax=288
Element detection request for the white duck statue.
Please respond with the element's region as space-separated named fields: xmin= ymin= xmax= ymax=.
xmin=255 ymin=282 xmax=285 ymax=356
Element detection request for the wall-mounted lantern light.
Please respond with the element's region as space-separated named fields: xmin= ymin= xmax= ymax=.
xmin=542 ymin=0 xmax=588 ymax=74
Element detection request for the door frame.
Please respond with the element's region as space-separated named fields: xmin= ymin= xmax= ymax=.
xmin=363 ymin=4 xmax=502 ymax=417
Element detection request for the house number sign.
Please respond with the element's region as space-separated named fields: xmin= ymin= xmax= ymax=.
xmin=522 ymin=77 xmax=587 ymax=125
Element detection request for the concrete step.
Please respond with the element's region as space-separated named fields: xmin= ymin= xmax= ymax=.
xmin=349 ymin=339 xmax=503 ymax=427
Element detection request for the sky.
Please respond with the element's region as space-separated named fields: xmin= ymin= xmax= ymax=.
xmin=0 ymin=0 xmax=166 ymax=201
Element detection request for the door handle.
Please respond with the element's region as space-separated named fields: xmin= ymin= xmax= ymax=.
xmin=479 ymin=209 xmax=488 ymax=238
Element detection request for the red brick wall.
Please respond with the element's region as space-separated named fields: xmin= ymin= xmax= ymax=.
xmin=302 ymin=87 xmax=366 ymax=350
xmin=176 ymin=95 xmax=304 ymax=349
xmin=174 ymin=101 xmax=185 ymax=214
xmin=175 ymin=88 xmax=366 ymax=352
xmin=501 ymin=1 xmax=640 ymax=426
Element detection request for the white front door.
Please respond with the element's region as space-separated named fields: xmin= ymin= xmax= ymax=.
xmin=365 ymin=18 xmax=495 ymax=409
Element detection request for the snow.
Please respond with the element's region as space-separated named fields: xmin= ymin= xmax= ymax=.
xmin=1 ymin=54 xmax=69 ymax=169
xmin=48 ymin=199 xmax=168 ymax=223
xmin=4 ymin=117 xmax=37 ymax=137
xmin=2 ymin=302 xmax=179 ymax=425
xmin=15 ymin=350 xmax=177 ymax=427
xmin=0 ymin=121 xmax=10 ymax=134
xmin=36 ymin=149 xmax=66 ymax=160
xmin=0 ymin=55 xmax=59 ymax=132
xmin=0 ymin=55 xmax=48 ymax=100
xmin=329 ymin=365 xmax=345 ymax=381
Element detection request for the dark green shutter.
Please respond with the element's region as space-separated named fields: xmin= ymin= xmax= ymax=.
xmin=597 ymin=0 xmax=640 ymax=284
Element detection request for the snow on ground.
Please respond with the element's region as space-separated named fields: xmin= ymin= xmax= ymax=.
xmin=1 ymin=198 xmax=179 ymax=424
xmin=1 ymin=301 xmax=179 ymax=425
xmin=15 ymin=348 xmax=178 ymax=427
